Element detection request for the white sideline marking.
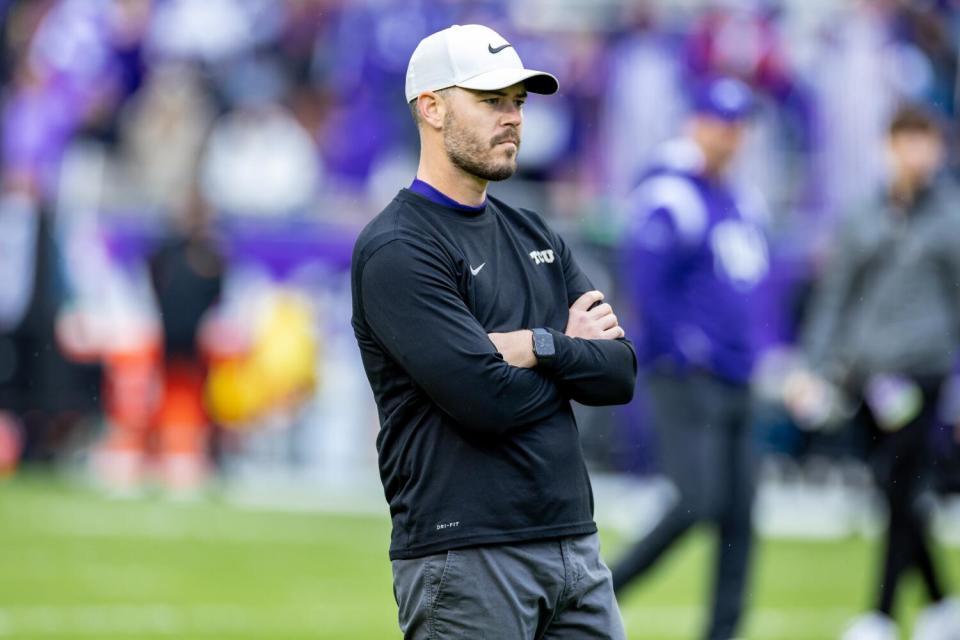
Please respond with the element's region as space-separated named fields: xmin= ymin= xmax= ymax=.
xmin=0 ymin=604 xmax=854 ymax=637
xmin=13 ymin=499 xmax=384 ymax=545
xmin=622 ymin=604 xmax=853 ymax=638
xmin=0 ymin=604 xmax=340 ymax=636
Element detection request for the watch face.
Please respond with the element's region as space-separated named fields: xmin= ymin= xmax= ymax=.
xmin=534 ymin=332 xmax=555 ymax=358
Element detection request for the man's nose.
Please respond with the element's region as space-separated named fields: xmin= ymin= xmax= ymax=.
xmin=501 ymin=103 xmax=522 ymax=125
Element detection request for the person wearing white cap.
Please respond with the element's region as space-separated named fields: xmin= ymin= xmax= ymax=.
xmin=351 ymin=24 xmax=637 ymax=639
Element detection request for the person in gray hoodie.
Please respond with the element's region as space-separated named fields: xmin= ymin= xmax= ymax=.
xmin=788 ymin=104 xmax=960 ymax=640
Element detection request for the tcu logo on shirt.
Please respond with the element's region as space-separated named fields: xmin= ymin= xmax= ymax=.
xmin=529 ymin=249 xmax=555 ymax=265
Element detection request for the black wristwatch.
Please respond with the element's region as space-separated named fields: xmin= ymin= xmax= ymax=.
xmin=531 ymin=328 xmax=555 ymax=365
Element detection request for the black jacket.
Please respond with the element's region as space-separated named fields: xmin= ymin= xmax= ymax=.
xmin=351 ymin=189 xmax=636 ymax=559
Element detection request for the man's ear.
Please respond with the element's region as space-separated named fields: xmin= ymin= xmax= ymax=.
xmin=417 ymin=91 xmax=447 ymax=130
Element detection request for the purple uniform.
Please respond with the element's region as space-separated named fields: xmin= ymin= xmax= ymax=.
xmin=622 ymin=139 xmax=769 ymax=384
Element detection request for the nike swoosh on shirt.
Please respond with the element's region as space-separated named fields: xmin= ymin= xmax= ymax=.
xmin=488 ymin=43 xmax=512 ymax=54
xmin=470 ymin=263 xmax=486 ymax=276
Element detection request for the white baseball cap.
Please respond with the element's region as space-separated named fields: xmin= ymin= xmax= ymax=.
xmin=405 ymin=24 xmax=559 ymax=103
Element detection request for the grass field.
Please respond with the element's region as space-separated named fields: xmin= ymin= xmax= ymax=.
xmin=2 ymin=474 xmax=958 ymax=639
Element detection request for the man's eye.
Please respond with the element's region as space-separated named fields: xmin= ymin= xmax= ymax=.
xmin=484 ymin=98 xmax=499 ymax=105
xmin=515 ymin=101 xmax=525 ymax=108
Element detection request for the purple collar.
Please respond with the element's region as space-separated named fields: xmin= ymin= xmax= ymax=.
xmin=409 ymin=179 xmax=487 ymax=213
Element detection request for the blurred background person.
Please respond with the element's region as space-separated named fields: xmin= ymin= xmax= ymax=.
xmin=145 ymin=192 xmax=223 ymax=493
xmin=95 ymin=189 xmax=224 ymax=496
xmin=788 ymin=104 xmax=960 ymax=640
xmin=613 ymin=76 xmax=769 ymax=640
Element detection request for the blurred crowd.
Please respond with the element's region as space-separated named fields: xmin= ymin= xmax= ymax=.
xmin=0 ymin=0 xmax=959 ymax=491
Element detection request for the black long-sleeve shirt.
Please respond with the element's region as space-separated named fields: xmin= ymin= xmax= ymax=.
xmin=351 ymin=189 xmax=637 ymax=560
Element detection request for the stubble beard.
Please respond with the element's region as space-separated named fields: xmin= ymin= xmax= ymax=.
xmin=443 ymin=110 xmax=518 ymax=182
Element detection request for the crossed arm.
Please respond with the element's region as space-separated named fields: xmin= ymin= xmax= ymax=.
xmin=359 ymin=238 xmax=636 ymax=437
xmin=487 ymin=290 xmax=636 ymax=406
xmin=487 ymin=290 xmax=624 ymax=367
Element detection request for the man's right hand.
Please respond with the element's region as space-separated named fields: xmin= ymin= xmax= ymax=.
xmin=565 ymin=291 xmax=624 ymax=340
xmin=783 ymin=369 xmax=844 ymax=429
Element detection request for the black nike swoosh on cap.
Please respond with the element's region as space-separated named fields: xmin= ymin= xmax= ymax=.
xmin=488 ymin=43 xmax=512 ymax=54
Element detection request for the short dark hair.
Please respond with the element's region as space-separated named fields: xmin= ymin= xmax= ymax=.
xmin=409 ymin=88 xmax=451 ymax=127
xmin=408 ymin=99 xmax=419 ymax=125
xmin=889 ymin=104 xmax=941 ymax=137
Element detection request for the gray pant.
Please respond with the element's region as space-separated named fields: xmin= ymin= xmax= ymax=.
xmin=391 ymin=532 xmax=625 ymax=639
xmin=612 ymin=372 xmax=755 ymax=640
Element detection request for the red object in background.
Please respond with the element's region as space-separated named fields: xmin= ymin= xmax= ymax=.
xmin=102 ymin=335 xmax=163 ymax=435
xmin=98 ymin=332 xmax=211 ymax=492
xmin=154 ymin=358 xmax=209 ymax=456
xmin=0 ymin=412 xmax=24 ymax=477
xmin=686 ymin=7 xmax=793 ymax=97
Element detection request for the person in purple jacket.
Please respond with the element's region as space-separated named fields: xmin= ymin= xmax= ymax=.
xmin=614 ymin=76 xmax=770 ymax=640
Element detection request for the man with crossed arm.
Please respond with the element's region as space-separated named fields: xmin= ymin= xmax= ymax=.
xmin=351 ymin=24 xmax=637 ymax=639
